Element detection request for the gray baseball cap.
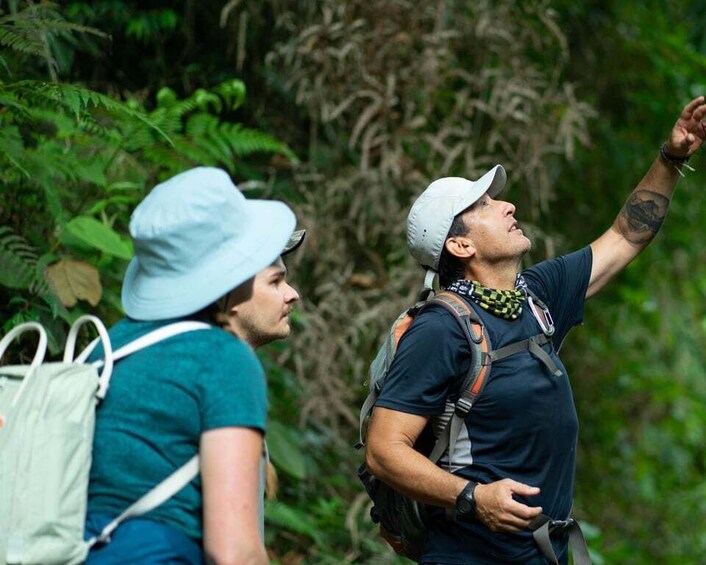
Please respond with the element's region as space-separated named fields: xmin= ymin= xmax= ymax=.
xmin=282 ymin=229 xmax=306 ymax=256
xmin=407 ymin=165 xmax=507 ymax=272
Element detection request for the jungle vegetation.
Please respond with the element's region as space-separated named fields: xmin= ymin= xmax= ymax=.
xmin=2 ymin=1 xmax=706 ymax=563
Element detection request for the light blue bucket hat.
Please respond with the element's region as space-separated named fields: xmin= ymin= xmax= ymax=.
xmin=122 ymin=167 xmax=296 ymax=320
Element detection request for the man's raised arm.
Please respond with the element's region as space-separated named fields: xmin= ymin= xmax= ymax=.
xmin=588 ymin=96 xmax=706 ymax=299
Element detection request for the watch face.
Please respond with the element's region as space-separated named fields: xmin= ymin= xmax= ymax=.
xmin=456 ymin=483 xmax=477 ymax=516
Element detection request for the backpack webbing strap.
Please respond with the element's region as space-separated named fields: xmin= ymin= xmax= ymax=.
xmin=0 ymin=322 xmax=48 ymax=409
xmin=529 ymin=514 xmax=592 ymax=565
xmin=422 ymin=292 xmax=490 ymax=466
xmin=86 ymin=455 xmax=200 ymax=548
xmin=357 ymin=303 xmax=425 ymax=449
xmin=489 ymin=333 xmax=562 ymax=377
xmin=82 ymin=322 xmax=211 ymax=548
xmin=78 ymin=321 xmax=212 ymax=399
xmin=357 ymin=388 xmax=380 ymax=448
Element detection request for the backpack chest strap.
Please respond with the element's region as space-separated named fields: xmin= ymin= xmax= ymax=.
xmin=529 ymin=514 xmax=592 ymax=565
xmin=487 ymin=333 xmax=562 ymax=377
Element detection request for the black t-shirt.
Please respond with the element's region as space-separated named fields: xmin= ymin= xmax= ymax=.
xmin=376 ymin=247 xmax=592 ymax=564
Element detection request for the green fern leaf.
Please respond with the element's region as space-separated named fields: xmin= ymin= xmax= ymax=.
xmin=8 ymin=81 xmax=173 ymax=145
xmin=0 ymin=125 xmax=29 ymax=176
xmin=0 ymin=26 xmax=43 ymax=56
xmin=0 ymin=227 xmax=41 ymax=291
xmin=224 ymin=124 xmax=298 ymax=162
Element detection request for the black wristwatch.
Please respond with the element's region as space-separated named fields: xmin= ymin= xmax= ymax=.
xmin=455 ymin=481 xmax=479 ymax=519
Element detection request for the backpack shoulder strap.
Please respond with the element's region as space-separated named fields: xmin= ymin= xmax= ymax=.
xmin=86 ymin=455 xmax=200 ymax=548
xmin=356 ymin=303 xmax=427 ymax=449
xmin=422 ymin=292 xmax=491 ymax=465
xmin=109 ymin=321 xmax=212 ymax=363
xmin=75 ymin=320 xmax=212 ymax=400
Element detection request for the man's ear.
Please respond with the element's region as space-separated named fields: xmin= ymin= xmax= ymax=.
xmin=444 ymin=236 xmax=475 ymax=259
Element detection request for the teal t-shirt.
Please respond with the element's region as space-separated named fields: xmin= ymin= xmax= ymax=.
xmin=87 ymin=318 xmax=267 ymax=542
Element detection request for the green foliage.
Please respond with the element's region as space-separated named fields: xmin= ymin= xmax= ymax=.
xmin=1 ymin=1 xmax=296 ymax=354
xmin=267 ymin=420 xmax=308 ymax=480
xmin=124 ymin=9 xmax=178 ymax=42
xmin=63 ymin=217 xmax=133 ymax=260
xmin=0 ymin=227 xmax=42 ymax=291
xmin=4 ymin=0 xmax=706 ymax=563
xmin=545 ymin=2 xmax=706 ymax=562
xmin=0 ymin=1 xmax=108 ymax=78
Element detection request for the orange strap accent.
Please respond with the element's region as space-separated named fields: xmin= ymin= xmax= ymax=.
xmin=379 ymin=524 xmax=406 ymax=556
xmin=393 ymin=315 xmax=414 ymax=345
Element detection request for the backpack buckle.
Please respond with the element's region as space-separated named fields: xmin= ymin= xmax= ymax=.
xmin=454 ymin=397 xmax=472 ymax=417
xmin=547 ymin=518 xmax=576 ymax=535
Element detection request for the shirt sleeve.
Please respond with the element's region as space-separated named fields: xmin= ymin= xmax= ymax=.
xmin=197 ymin=336 xmax=268 ymax=433
xmin=522 ymin=246 xmax=593 ymax=347
xmin=375 ymin=307 xmax=472 ymax=416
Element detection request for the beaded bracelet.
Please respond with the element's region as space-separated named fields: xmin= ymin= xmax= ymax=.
xmin=660 ymin=143 xmax=695 ymax=177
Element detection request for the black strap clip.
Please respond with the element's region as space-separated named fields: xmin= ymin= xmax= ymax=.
xmin=547 ymin=518 xmax=577 ymax=535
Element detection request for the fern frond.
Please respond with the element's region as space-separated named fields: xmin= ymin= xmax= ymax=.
xmin=180 ymin=115 xmax=297 ymax=166
xmin=221 ymin=124 xmax=298 ymax=161
xmin=184 ymin=112 xmax=219 ymax=136
xmin=151 ymin=98 xmax=200 ymax=122
xmin=0 ymin=226 xmax=42 ymax=292
xmin=0 ymin=4 xmax=108 ymax=62
xmin=0 ymin=125 xmax=29 ymax=176
xmin=141 ymin=144 xmax=194 ymax=175
xmin=0 ymin=26 xmax=44 ymax=56
xmin=171 ymin=137 xmax=221 ymax=166
xmin=0 ymin=91 xmax=36 ymax=119
xmin=141 ymin=135 xmax=217 ymax=170
xmin=14 ymin=18 xmax=108 ymax=39
xmin=7 ymin=81 xmax=172 ymax=144
xmin=185 ymin=114 xmax=233 ymax=163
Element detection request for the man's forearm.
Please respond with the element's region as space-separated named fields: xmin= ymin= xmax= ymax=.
xmin=612 ymin=154 xmax=680 ymax=248
xmin=366 ymin=442 xmax=467 ymax=509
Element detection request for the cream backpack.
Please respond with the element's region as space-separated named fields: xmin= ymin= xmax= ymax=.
xmin=0 ymin=315 xmax=208 ymax=565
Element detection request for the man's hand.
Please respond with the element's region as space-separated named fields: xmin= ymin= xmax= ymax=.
xmin=666 ymin=96 xmax=706 ymax=157
xmin=473 ymin=479 xmax=543 ymax=533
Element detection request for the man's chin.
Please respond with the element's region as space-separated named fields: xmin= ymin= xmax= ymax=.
xmin=520 ymin=237 xmax=532 ymax=254
xmin=269 ymin=326 xmax=291 ymax=344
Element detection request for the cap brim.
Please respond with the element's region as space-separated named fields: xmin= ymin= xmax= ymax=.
xmin=122 ymin=200 xmax=296 ymax=320
xmin=282 ymin=229 xmax=305 ymax=256
xmin=450 ymin=164 xmax=507 ymax=216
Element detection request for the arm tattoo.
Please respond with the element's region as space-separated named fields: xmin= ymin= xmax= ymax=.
xmin=616 ymin=189 xmax=670 ymax=245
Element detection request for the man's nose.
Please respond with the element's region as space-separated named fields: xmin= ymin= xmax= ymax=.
xmin=499 ymin=200 xmax=516 ymax=216
xmin=285 ymin=283 xmax=300 ymax=303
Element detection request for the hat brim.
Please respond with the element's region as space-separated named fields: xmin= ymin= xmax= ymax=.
xmin=282 ymin=229 xmax=305 ymax=256
xmin=122 ymin=199 xmax=296 ymax=320
xmin=450 ymin=164 xmax=507 ymax=216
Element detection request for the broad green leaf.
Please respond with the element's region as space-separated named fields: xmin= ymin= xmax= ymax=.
xmin=266 ymin=419 xmax=308 ymax=480
xmin=64 ymin=216 xmax=133 ymax=259
xmin=264 ymin=501 xmax=325 ymax=546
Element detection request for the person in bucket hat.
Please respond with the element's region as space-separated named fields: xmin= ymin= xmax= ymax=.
xmin=365 ymin=98 xmax=706 ymax=564
xmin=84 ymin=167 xmax=304 ymax=565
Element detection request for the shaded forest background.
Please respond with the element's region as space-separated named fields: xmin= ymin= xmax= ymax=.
xmin=2 ymin=0 xmax=706 ymax=562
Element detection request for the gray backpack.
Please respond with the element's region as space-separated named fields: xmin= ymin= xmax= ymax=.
xmin=0 ymin=315 xmax=208 ymax=565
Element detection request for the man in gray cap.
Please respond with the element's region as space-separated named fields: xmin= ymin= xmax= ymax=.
xmin=365 ymin=97 xmax=706 ymax=564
